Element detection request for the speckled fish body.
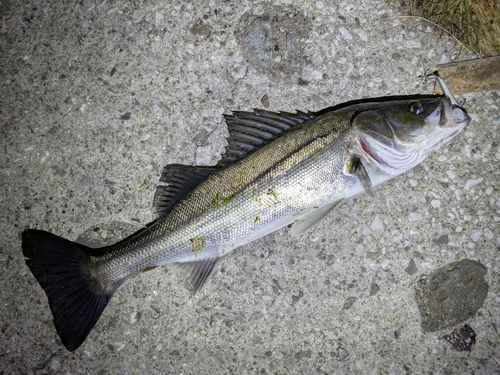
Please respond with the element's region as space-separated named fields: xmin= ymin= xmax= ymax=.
xmin=22 ymin=79 xmax=469 ymax=351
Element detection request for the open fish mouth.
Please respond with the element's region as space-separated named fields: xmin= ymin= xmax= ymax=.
xmin=436 ymin=74 xmax=470 ymax=128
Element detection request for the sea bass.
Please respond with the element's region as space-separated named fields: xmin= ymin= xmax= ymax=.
xmin=22 ymin=78 xmax=469 ymax=351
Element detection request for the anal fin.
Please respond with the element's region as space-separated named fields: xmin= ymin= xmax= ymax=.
xmin=176 ymin=256 xmax=220 ymax=294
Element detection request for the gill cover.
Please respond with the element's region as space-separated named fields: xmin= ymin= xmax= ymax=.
xmin=351 ymin=92 xmax=469 ymax=175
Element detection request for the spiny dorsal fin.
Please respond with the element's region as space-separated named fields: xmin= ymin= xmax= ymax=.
xmin=218 ymin=109 xmax=316 ymax=168
xmin=153 ymin=164 xmax=216 ymax=218
xmin=176 ymin=256 xmax=220 ymax=294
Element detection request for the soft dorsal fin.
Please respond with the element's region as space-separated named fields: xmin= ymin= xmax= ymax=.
xmin=217 ymin=109 xmax=316 ymax=168
xmin=153 ymin=164 xmax=216 ymax=217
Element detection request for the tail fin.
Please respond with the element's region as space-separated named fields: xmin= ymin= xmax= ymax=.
xmin=22 ymin=229 xmax=114 ymax=351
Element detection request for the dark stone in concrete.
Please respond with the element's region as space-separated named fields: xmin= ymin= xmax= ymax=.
xmin=415 ymin=259 xmax=488 ymax=332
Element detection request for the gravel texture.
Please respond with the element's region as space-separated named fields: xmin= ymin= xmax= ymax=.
xmin=1 ymin=0 xmax=499 ymax=374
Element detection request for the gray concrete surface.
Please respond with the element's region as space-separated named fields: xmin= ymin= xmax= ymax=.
xmin=1 ymin=0 xmax=499 ymax=374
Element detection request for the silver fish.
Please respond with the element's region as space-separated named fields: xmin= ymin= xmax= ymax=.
xmin=22 ymin=78 xmax=470 ymax=351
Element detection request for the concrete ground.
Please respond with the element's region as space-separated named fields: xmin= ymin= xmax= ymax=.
xmin=1 ymin=0 xmax=499 ymax=374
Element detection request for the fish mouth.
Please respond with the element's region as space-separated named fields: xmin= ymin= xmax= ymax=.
xmin=436 ymin=74 xmax=470 ymax=127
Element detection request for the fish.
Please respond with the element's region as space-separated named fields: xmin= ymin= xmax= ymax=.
xmin=21 ymin=77 xmax=470 ymax=351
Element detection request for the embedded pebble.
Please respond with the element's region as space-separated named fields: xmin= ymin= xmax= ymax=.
xmin=274 ymin=265 xmax=283 ymax=278
xmin=132 ymin=10 xmax=144 ymax=23
xmin=152 ymin=104 xmax=163 ymax=117
xmin=353 ymin=29 xmax=368 ymax=42
xmin=368 ymin=263 xmax=379 ymax=271
xmin=130 ymin=312 xmax=139 ymax=323
xmin=430 ymin=199 xmax=441 ymax=208
xmin=50 ymin=359 xmax=61 ymax=371
xmin=155 ymin=12 xmax=164 ymax=28
xmin=332 ymin=262 xmax=347 ymax=276
xmin=370 ymin=215 xmax=384 ymax=232
xmin=483 ymin=228 xmax=493 ymax=240
xmin=463 ymin=178 xmax=483 ymax=190
xmin=405 ymin=259 xmax=419 ymax=275
xmin=408 ymin=213 xmax=422 ymax=221
xmin=311 ymin=53 xmax=323 ymax=67
xmin=230 ymin=64 xmax=246 ymax=80
xmin=471 ymin=231 xmax=482 ymax=242
xmin=338 ymin=27 xmax=352 ymax=40
xmin=405 ymin=39 xmax=422 ymax=48
xmin=196 ymin=145 xmax=212 ymax=165
xmin=461 ymin=145 xmax=471 ymax=157
xmin=152 ymin=41 xmax=161 ymax=54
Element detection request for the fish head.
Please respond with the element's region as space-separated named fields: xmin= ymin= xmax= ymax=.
xmin=351 ymin=94 xmax=470 ymax=175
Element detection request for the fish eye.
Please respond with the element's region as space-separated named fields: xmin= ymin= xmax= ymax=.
xmin=409 ymin=102 xmax=423 ymax=115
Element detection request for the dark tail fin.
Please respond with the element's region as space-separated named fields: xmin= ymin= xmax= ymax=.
xmin=22 ymin=229 xmax=114 ymax=351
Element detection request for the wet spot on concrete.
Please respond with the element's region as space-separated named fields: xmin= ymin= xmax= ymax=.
xmin=237 ymin=6 xmax=310 ymax=83
xmin=190 ymin=18 xmax=212 ymax=37
xmin=415 ymin=259 xmax=488 ymax=332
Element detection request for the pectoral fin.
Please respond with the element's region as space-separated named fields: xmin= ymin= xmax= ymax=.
xmin=353 ymin=158 xmax=373 ymax=197
xmin=290 ymin=200 xmax=343 ymax=236
xmin=344 ymin=154 xmax=374 ymax=197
